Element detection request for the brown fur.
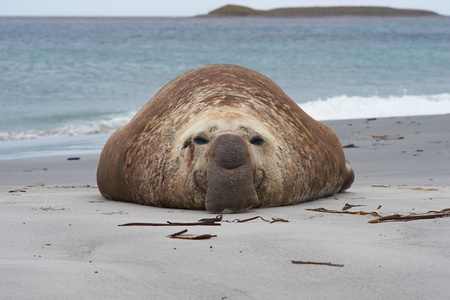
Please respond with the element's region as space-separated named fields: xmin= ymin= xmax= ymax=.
xmin=97 ymin=64 xmax=354 ymax=211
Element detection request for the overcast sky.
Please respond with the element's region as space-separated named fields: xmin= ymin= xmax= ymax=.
xmin=2 ymin=0 xmax=449 ymax=17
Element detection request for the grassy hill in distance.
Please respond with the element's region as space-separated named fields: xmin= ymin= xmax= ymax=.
xmin=207 ymin=5 xmax=440 ymax=17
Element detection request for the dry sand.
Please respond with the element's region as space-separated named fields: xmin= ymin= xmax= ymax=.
xmin=1 ymin=114 xmax=449 ymax=299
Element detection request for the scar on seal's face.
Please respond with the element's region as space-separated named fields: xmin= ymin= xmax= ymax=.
xmin=96 ymin=64 xmax=355 ymax=213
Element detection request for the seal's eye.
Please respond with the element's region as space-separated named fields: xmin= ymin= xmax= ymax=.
xmin=193 ymin=136 xmax=209 ymax=145
xmin=250 ymin=136 xmax=264 ymax=146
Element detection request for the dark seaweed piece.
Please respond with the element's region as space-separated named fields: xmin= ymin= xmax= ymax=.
xmin=291 ymin=260 xmax=344 ymax=267
xmin=270 ymin=217 xmax=289 ymax=223
xmin=225 ymin=216 xmax=289 ymax=223
xmin=8 ymin=190 xmax=26 ymax=193
xmin=167 ymin=229 xmax=217 ymax=240
xmin=398 ymin=187 xmax=438 ymax=191
xmin=168 ymin=229 xmax=188 ymax=237
xmin=306 ymin=208 xmax=382 ymax=218
xmin=342 ymin=203 xmax=366 ymax=211
xmin=118 ymin=214 xmax=288 ymax=226
xmin=342 ymin=143 xmax=359 ymax=148
xmin=198 ymin=214 xmax=223 ymax=223
xmin=118 ymin=222 xmax=221 ymax=226
xmin=371 ymin=135 xmax=404 ymax=140
xmin=227 ymin=216 xmax=268 ymax=223
xmin=369 ymin=208 xmax=450 ymax=223
xmin=170 ymin=234 xmax=217 ymax=240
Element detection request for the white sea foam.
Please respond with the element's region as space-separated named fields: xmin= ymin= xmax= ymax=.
xmin=301 ymin=94 xmax=450 ymax=121
xmin=1 ymin=94 xmax=449 ymax=141
xmin=0 ymin=115 xmax=133 ymax=141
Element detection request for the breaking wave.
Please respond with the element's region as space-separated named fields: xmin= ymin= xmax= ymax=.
xmin=0 ymin=115 xmax=133 ymax=141
xmin=301 ymin=93 xmax=450 ymax=121
xmin=1 ymin=94 xmax=449 ymax=141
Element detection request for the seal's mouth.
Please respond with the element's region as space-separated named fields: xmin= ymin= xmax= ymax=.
xmin=206 ymin=162 xmax=259 ymax=213
xmin=193 ymin=166 xmax=265 ymax=213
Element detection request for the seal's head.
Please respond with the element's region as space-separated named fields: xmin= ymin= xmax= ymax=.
xmin=97 ymin=64 xmax=354 ymax=213
xmin=174 ymin=109 xmax=280 ymax=213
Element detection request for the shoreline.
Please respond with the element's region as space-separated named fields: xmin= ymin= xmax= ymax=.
xmin=1 ymin=114 xmax=448 ymax=186
xmin=1 ymin=113 xmax=449 ymax=298
xmin=1 ymin=113 xmax=448 ymax=160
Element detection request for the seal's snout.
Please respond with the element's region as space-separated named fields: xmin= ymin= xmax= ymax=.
xmin=213 ymin=134 xmax=249 ymax=169
xmin=206 ymin=134 xmax=259 ymax=213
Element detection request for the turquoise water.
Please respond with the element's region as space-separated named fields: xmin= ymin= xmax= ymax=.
xmin=1 ymin=16 xmax=450 ymax=158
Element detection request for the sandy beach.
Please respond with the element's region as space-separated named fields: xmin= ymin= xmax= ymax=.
xmin=1 ymin=114 xmax=449 ymax=299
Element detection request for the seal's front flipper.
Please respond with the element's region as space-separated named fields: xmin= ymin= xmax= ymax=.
xmin=339 ymin=165 xmax=355 ymax=192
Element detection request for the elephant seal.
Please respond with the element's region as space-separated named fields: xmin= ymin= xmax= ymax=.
xmin=97 ymin=64 xmax=354 ymax=213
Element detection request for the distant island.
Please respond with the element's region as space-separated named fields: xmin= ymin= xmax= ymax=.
xmin=207 ymin=5 xmax=439 ymax=17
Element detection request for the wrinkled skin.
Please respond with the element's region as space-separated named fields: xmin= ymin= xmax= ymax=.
xmin=97 ymin=64 xmax=354 ymax=213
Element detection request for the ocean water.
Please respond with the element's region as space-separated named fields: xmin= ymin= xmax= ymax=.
xmin=1 ymin=16 xmax=450 ymax=159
